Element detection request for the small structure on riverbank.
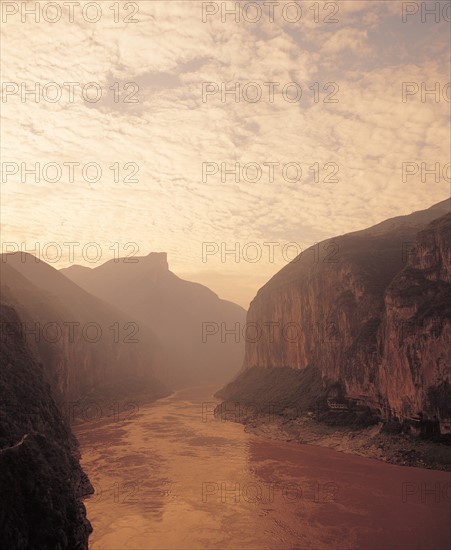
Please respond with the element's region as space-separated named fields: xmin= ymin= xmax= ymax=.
xmin=326 ymin=399 xmax=349 ymax=411
xmin=439 ymin=418 xmax=451 ymax=435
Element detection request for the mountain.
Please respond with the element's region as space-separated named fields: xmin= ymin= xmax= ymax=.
xmin=0 ymin=303 xmax=92 ymax=549
xmin=61 ymin=253 xmax=246 ymax=388
xmin=217 ymin=199 xmax=450 ymax=425
xmin=0 ymin=252 xmax=168 ymax=404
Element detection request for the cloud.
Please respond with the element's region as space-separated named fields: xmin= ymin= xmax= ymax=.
xmin=1 ymin=1 xmax=449 ymax=307
xmin=321 ymin=28 xmax=371 ymax=55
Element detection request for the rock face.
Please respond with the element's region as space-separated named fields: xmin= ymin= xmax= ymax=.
xmin=378 ymin=213 xmax=451 ymax=419
xmin=0 ymin=253 xmax=168 ymax=403
xmin=239 ymin=200 xmax=450 ymax=421
xmin=0 ymin=304 xmax=92 ymax=549
xmin=61 ymin=253 xmax=246 ymax=388
xmin=0 ymin=253 xmax=172 ymax=547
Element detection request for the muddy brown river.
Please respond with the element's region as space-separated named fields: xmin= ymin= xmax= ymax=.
xmin=76 ymin=386 xmax=450 ymax=550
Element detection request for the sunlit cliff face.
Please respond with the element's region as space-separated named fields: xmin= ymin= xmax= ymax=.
xmin=1 ymin=1 xmax=450 ymax=307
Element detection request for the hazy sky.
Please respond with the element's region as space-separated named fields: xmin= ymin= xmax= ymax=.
xmin=1 ymin=0 xmax=450 ymax=307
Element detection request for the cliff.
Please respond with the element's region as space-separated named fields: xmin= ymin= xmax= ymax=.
xmin=0 ymin=253 xmax=169 ymax=404
xmin=0 ymin=253 xmax=171 ymax=546
xmin=0 ymin=304 xmax=93 ymax=549
xmin=378 ymin=213 xmax=451 ymax=419
xmin=224 ymin=200 xmax=450 ymax=422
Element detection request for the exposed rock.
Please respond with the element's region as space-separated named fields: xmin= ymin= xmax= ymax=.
xmin=379 ymin=213 xmax=451 ymax=419
xmin=0 ymin=253 xmax=169 ymax=404
xmin=0 ymin=304 xmax=93 ymax=549
xmin=231 ymin=199 xmax=450 ymax=422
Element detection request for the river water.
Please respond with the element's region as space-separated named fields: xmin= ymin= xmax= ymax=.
xmin=76 ymin=386 xmax=450 ymax=550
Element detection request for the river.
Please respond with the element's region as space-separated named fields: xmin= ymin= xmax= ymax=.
xmin=75 ymin=386 xmax=450 ymax=550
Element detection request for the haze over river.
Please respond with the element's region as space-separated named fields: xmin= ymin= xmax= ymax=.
xmin=76 ymin=387 xmax=450 ymax=550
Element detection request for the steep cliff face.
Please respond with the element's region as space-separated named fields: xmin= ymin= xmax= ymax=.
xmin=378 ymin=213 xmax=451 ymax=419
xmin=62 ymin=252 xmax=246 ymax=388
xmin=0 ymin=253 xmax=168 ymax=403
xmin=239 ymin=200 xmax=450 ymax=420
xmin=0 ymin=304 xmax=93 ymax=549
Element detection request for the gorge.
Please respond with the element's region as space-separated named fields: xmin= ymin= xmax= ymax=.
xmin=1 ymin=199 xmax=450 ymax=548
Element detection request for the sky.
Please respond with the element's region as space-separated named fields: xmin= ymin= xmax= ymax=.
xmin=1 ymin=0 xmax=450 ymax=308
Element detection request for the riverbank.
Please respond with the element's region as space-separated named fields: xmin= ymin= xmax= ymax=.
xmin=214 ymin=367 xmax=451 ymax=471
xmin=234 ymin=413 xmax=451 ymax=471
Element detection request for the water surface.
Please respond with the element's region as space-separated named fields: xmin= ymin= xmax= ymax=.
xmin=76 ymin=386 xmax=450 ymax=550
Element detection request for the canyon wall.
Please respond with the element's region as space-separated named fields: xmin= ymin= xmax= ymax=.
xmin=240 ymin=201 xmax=450 ymax=420
xmin=0 ymin=253 xmax=171 ymax=547
xmin=0 ymin=253 xmax=168 ymax=404
xmin=378 ymin=213 xmax=450 ymax=419
xmin=0 ymin=304 xmax=92 ymax=549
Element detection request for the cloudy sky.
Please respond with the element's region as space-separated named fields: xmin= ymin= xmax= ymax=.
xmin=1 ymin=0 xmax=450 ymax=307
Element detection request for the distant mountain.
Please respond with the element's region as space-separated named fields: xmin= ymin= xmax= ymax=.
xmin=218 ymin=199 xmax=450 ymax=424
xmin=0 ymin=303 xmax=92 ymax=549
xmin=61 ymin=253 xmax=246 ymax=388
xmin=0 ymin=252 xmax=168 ymax=403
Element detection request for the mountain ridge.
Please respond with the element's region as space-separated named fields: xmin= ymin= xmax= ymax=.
xmin=61 ymin=252 xmax=246 ymax=388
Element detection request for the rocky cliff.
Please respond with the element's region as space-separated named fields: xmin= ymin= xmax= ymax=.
xmin=230 ymin=200 xmax=450 ymax=421
xmin=0 ymin=253 xmax=169 ymax=404
xmin=0 ymin=253 xmax=171 ymax=547
xmin=0 ymin=304 xmax=93 ymax=549
xmin=378 ymin=213 xmax=450 ymax=419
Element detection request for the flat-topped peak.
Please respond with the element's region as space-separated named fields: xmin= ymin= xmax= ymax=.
xmin=146 ymin=252 xmax=168 ymax=270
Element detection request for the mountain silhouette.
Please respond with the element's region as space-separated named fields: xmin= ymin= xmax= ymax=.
xmin=0 ymin=252 xmax=168 ymax=403
xmin=62 ymin=252 xmax=246 ymax=388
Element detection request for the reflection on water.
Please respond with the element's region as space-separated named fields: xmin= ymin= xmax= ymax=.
xmin=76 ymin=386 xmax=450 ymax=550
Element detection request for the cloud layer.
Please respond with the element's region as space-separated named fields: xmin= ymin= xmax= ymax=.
xmin=1 ymin=0 xmax=450 ymax=306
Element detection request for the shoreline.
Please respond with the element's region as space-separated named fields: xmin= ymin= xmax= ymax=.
xmin=228 ymin=413 xmax=451 ymax=471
